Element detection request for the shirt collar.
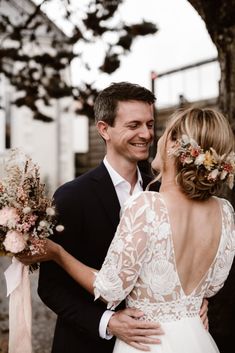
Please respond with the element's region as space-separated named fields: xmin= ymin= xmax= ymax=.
xmin=103 ymin=156 xmax=143 ymax=188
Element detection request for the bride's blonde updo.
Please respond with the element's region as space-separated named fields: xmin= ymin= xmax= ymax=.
xmin=164 ymin=107 xmax=235 ymax=200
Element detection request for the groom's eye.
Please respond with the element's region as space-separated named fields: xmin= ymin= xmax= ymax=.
xmin=147 ymin=122 xmax=154 ymax=129
xmin=126 ymin=122 xmax=139 ymax=129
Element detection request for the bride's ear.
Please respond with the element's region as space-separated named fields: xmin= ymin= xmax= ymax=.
xmin=168 ymin=135 xmax=178 ymax=148
xmin=166 ymin=139 xmax=177 ymax=158
xmin=96 ymin=121 xmax=110 ymax=141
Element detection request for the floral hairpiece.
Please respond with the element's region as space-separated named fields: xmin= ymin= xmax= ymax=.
xmin=170 ymin=134 xmax=235 ymax=189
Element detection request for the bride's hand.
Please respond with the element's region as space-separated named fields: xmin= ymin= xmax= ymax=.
xmin=17 ymin=239 xmax=61 ymax=265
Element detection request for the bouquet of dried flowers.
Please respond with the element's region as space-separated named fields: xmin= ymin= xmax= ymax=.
xmin=0 ymin=148 xmax=63 ymax=270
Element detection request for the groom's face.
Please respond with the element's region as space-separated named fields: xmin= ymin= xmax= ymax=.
xmin=106 ymin=100 xmax=154 ymax=163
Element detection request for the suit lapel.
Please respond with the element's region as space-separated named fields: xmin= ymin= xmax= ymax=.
xmin=91 ymin=163 xmax=121 ymax=230
xmin=91 ymin=164 xmax=160 ymax=231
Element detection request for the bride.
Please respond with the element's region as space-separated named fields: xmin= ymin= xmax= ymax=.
xmin=20 ymin=107 xmax=235 ymax=353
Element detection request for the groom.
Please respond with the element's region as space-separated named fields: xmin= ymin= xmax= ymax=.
xmin=38 ymin=82 xmax=163 ymax=353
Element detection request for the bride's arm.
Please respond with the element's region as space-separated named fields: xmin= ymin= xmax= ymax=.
xmin=18 ymin=193 xmax=149 ymax=308
xmin=53 ymin=241 xmax=97 ymax=295
xmin=18 ymin=238 xmax=97 ymax=296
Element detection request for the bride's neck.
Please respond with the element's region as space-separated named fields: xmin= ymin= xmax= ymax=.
xmin=160 ymin=179 xmax=179 ymax=193
xmin=159 ymin=173 xmax=182 ymax=195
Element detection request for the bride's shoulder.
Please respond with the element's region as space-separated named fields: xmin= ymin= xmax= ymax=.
xmin=214 ymin=196 xmax=235 ymax=220
xmin=215 ymin=196 xmax=234 ymax=209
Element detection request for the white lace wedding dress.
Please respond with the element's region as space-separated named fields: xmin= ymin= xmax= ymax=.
xmin=94 ymin=192 xmax=235 ymax=353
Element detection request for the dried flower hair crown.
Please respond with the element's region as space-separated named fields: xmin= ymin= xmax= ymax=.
xmin=170 ymin=134 xmax=235 ymax=189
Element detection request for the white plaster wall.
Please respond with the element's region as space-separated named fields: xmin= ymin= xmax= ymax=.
xmin=0 ymin=0 xmax=75 ymax=196
xmin=10 ymin=98 xmax=75 ymax=196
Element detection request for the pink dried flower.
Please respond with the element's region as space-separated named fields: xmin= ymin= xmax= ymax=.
xmin=29 ymin=215 xmax=37 ymax=224
xmin=0 ymin=207 xmax=20 ymax=227
xmin=208 ymin=169 xmax=219 ymax=181
xmin=190 ymin=148 xmax=200 ymax=157
xmin=21 ymin=222 xmax=32 ymax=232
xmin=223 ymin=163 xmax=233 ymax=173
xmin=3 ymin=230 xmax=26 ymax=254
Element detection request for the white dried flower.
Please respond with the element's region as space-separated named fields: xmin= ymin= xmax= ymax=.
xmin=39 ymin=220 xmax=48 ymax=228
xmin=23 ymin=206 xmax=31 ymax=214
xmin=46 ymin=207 xmax=55 ymax=216
xmin=181 ymin=134 xmax=191 ymax=145
xmin=208 ymin=169 xmax=219 ymax=181
xmin=228 ymin=174 xmax=234 ymax=189
xmin=220 ymin=170 xmax=228 ymax=180
xmin=195 ymin=154 xmax=205 ymax=166
xmin=56 ymin=225 xmax=64 ymax=232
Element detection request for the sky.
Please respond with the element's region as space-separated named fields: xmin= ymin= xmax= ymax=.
xmin=69 ymin=0 xmax=219 ymax=108
xmin=37 ymin=0 xmax=220 ymax=108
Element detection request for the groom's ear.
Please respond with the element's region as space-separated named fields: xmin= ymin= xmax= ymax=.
xmin=96 ymin=121 xmax=110 ymax=141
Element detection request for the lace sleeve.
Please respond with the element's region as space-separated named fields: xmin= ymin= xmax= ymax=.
xmin=94 ymin=193 xmax=150 ymax=309
xmin=205 ymin=198 xmax=235 ymax=298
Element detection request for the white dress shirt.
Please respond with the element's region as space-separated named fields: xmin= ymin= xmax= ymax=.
xmin=99 ymin=157 xmax=143 ymax=339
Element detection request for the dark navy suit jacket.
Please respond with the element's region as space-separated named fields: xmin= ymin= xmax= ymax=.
xmin=38 ymin=162 xmax=160 ymax=353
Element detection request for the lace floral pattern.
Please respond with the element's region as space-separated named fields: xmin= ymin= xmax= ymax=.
xmin=94 ymin=192 xmax=235 ymax=322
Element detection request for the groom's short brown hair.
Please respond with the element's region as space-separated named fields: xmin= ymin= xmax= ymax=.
xmin=94 ymin=81 xmax=156 ymax=126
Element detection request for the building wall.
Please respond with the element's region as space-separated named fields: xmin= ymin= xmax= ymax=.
xmin=0 ymin=77 xmax=75 ymax=195
xmin=0 ymin=0 xmax=75 ymax=195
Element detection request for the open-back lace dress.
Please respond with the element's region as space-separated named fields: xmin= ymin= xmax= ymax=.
xmin=94 ymin=192 xmax=235 ymax=353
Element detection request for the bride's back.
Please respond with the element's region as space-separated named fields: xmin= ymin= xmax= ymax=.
xmin=117 ymin=189 xmax=235 ymax=325
xmin=122 ymin=190 xmax=235 ymax=319
xmin=161 ymin=192 xmax=222 ymax=296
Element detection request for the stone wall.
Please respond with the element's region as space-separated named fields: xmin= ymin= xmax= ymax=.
xmin=0 ymin=257 xmax=56 ymax=353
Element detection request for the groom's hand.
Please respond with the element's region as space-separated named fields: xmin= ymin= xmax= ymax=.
xmin=107 ymin=308 xmax=164 ymax=352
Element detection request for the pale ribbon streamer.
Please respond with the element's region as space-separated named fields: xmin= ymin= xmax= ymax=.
xmin=4 ymin=257 xmax=32 ymax=353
